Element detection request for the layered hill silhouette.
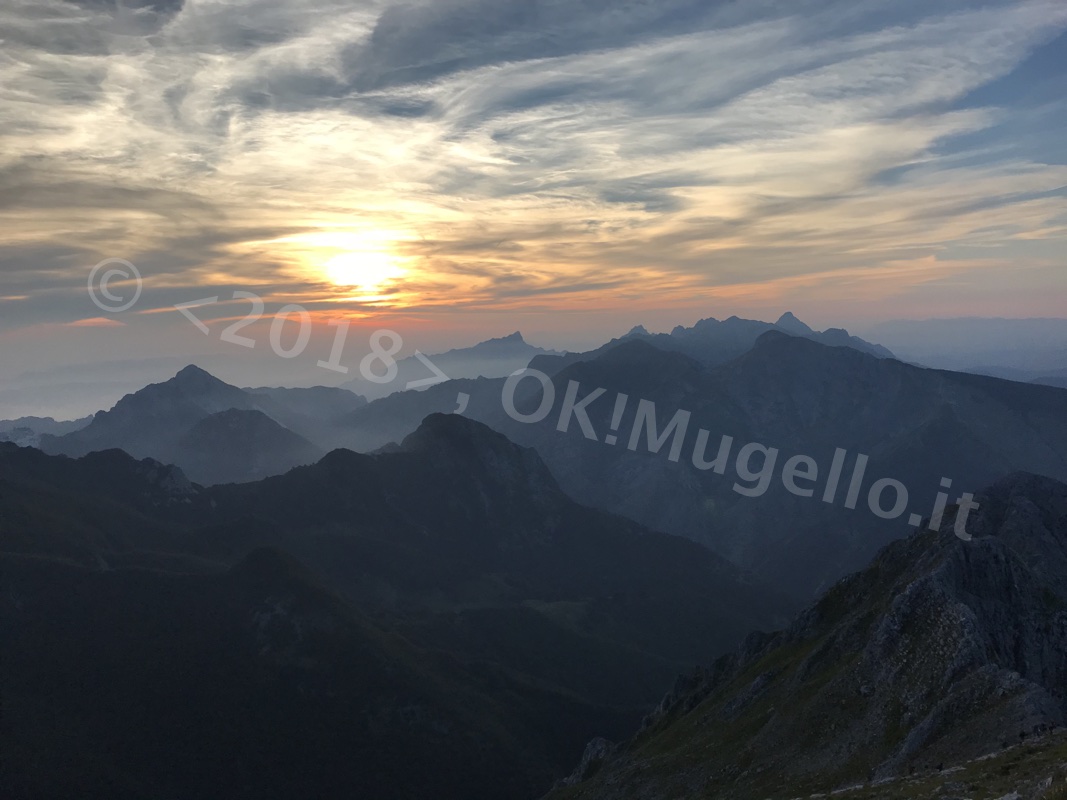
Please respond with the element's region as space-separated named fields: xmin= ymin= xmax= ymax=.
xmin=646 ymin=311 xmax=895 ymax=363
xmin=333 ymin=330 xmax=1067 ymax=599
xmin=5 ymin=311 xmax=1067 ymax=798
xmin=38 ymin=365 xmax=367 ymax=485
xmin=326 ymin=312 xmax=894 ymax=455
xmin=548 ymin=472 xmax=1067 ymax=800
xmin=532 ymin=312 xmax=892 ymax=375
xmin=21 ymin=314 xmax=880 ymax=486
xmin=342 ymin=330 xmax=562 ymax=400
xmin=0 ymin=414 xmax=792 ymax=799
xmin=0 ymin=414 xmax=90 ymax=448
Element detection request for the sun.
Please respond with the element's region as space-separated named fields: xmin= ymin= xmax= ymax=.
xmin=322 ymin=250 xmax=405 ymax=294
xmin=263 ymin=229 xmax=412 ymax=302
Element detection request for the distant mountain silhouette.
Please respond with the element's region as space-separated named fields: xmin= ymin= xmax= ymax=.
xmin=39 ymin=366 xmax=365 ymax=484
xmin=242 ymin=384 xmax=369 ymax=447
xmin=0 ymin=415 xmax=792 ymax=799
xmin=245 ymin=384 xmax=369 ymax=421
xmin=508 ymin=333 xmax=1067 ymax=597
xmin=773 ymin=310 xmax=815 ymax=335
xmin=0 ymin=414 xmax=90 ymax=448
xmin=547 ymin=472 xmax=1067 ymax=799
xmin=528 ymin=313 xmax=892 ymax=376
xmin=342 ymin=331 xmax=562 ymax=400
xmin=333 ymin=330 xmax=1067 ymax=599
xmin=42 ymin=364 xmax=259 ymax=458
xmin=174 ymin=408 xmax=323 ymax=485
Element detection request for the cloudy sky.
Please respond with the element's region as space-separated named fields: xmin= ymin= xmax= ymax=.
xmin=1 ymin=0 xmax=1065 ymax=409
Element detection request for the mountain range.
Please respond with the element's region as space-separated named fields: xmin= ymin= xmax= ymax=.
xmin=0 ymin=413 xmax=792 ymax=799
xmin=533 ymin=312 xmax=893 ymax=375
xmin=342 ymin=331 xmax=563 ymax=400
xmin=3 ymin=310 xmax=1067 ymax=798
xmin=23 ymin=313 xmax=1067 ymax=601
xmin=36 ymin=366 xmax=367 ymax=485
xmin=332 ymin=329 xmax=1067 ymax=600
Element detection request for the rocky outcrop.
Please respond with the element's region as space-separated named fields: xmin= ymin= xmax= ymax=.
xmin=550 ymin=473 xmax=1067 ymax=800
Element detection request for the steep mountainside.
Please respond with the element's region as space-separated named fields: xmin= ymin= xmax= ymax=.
xmin=548 ymin=473 xmax=1067 ymax=800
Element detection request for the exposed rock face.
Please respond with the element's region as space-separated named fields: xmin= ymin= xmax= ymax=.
xmin=556 ymin=738 xmax=617 ymax=788
xmin=549 ymin=473 xmax=1067 ymax=800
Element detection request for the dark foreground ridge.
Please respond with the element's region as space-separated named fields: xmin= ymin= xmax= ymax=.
xmin=0 ymin=415 xmax=792 ymax=800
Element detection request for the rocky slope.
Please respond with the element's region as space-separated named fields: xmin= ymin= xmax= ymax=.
xmin=547 ymin=472 xmax=1067 ymax=800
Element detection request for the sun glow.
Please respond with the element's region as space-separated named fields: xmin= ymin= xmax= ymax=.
xmin=261 ymin=230 xmax=412 ymax=302
xmin=323 ymin=250 xmax=405 ymax=294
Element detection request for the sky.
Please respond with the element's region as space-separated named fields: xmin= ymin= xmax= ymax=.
xmin=0 ymin=0 xmax=1066 ymax=414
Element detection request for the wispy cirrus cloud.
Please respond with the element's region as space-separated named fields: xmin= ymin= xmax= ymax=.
xmin=0 ymin=0 xmax=1065 ymax=344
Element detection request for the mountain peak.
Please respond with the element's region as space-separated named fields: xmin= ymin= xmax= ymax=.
xmin=401 ymin=412 xmax=513 ymax=453
xmin=775 ymin=311 xmax=815 ymax=335
xmin=752 ymin=328 xmax=796 ymax=348
xmin=622 ymin=325 xmax=650 ymax=338
xmin=463 ymin=331 xmax=533 ymax=352
xmin=172 ymin=364 xmax=224 ymax=386
xmin=399 ymin=413 xmax=559 ymax=494
xmin=158 ymin=364 xmax=249 ymax=401
xmin=176 ymin=364 xmax=211 ymax=377
xmin=478 ymin=331 xmax=526 ymax=346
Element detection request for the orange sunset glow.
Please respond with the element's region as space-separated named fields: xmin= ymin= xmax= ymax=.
xmin=0 ymin=0 xmax=1064 ymax=406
